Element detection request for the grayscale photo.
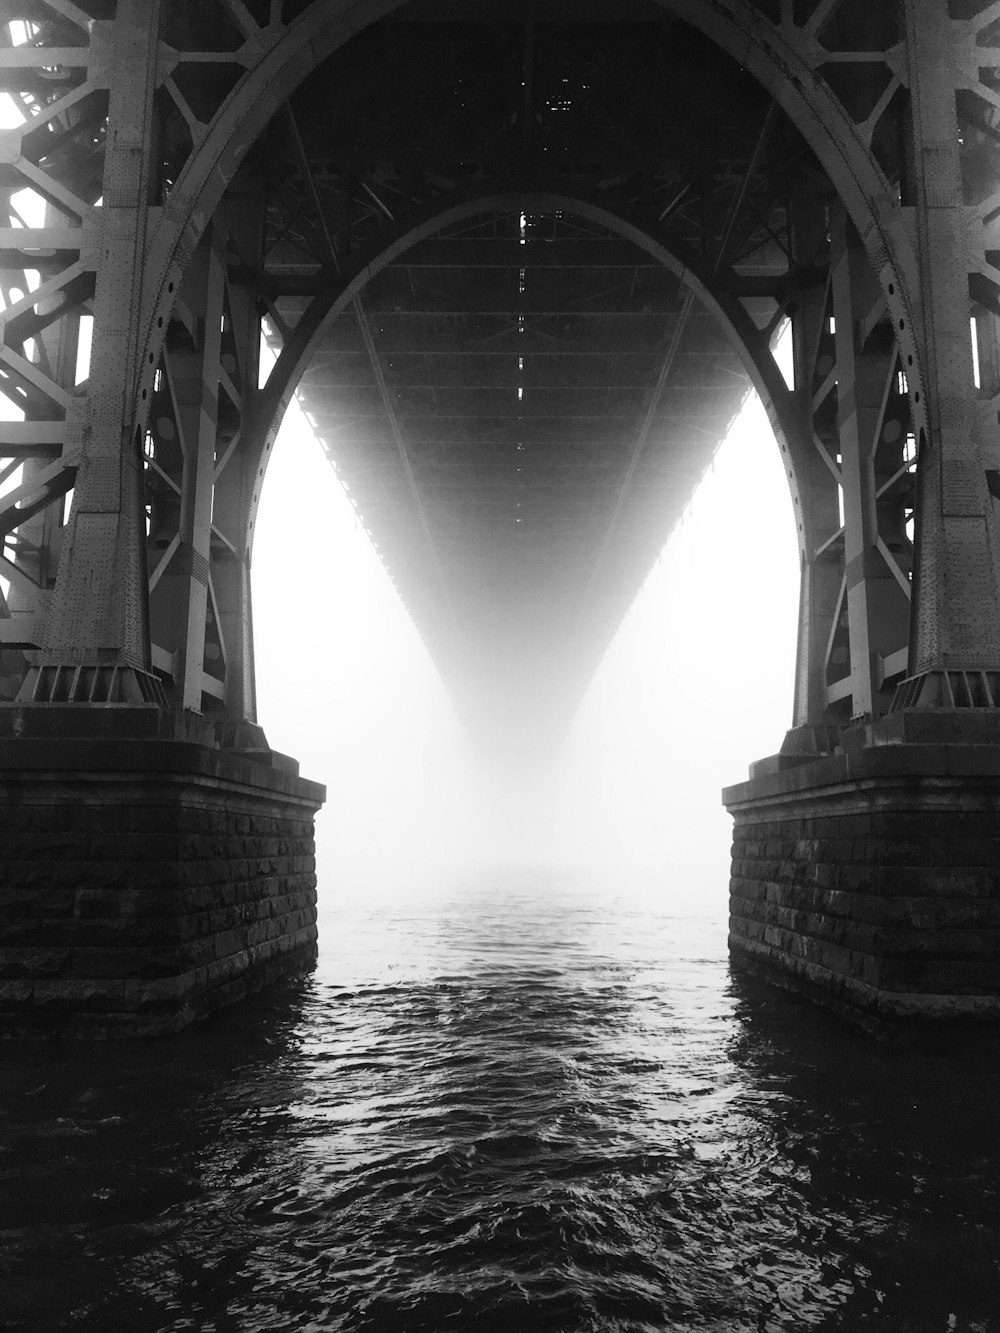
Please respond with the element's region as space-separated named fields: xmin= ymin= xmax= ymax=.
xmin=0 ymin=1 xmax=998 ymax=1330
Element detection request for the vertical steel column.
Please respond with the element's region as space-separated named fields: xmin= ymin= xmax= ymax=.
xmin=789 ymin=192 xmax=842 ymax=730
xmin=904 ymin=0 xmax=1000 ymax=676
xmin=830 ymin=204 xmax=884 ymax=719
xmin=171 ymin=242 xmax=226 ymax=712
xmin=30 ymin=0 xmax=160 ymax=681
xmin=146 ymin=199 xmax=266 ymax=728
xmin=212 ymin=206 xmax=263 ymax=727
xmin=17 ymin=202 xmax=83 ymax=612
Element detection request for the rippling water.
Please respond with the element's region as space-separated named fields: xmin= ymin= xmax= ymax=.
xmin=2 ymin=874 xmax=998 ymax=1331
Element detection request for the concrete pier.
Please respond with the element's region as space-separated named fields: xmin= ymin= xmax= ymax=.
xmin=0 ymin=708 xmax=324 ymax=1038
xmin=724 ymin=714 xmax=1000 ymax=1028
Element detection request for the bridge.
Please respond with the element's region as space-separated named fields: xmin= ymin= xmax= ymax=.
xmin=1 ymin=0 xmax=998 ymax=1035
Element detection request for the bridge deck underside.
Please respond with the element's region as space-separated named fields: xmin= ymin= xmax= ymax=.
xmin=232 ymin=7 xmax=805 ymax=742
xmin=285 ymin=218 xmax=750 ymax=736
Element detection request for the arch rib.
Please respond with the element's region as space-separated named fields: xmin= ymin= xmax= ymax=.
xmin=137 ymin=0 xmax=922 ymax=438
xmin=240 ymin=186 xmax=810 ymax=567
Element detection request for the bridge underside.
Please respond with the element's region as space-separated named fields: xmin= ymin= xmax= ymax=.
xmin=1 ymin=0 xmax=1000 ymax=1031
xmin=289 ymin=216 xmax=755 ymax=744
xmin=250 ymin=9 xmax=796 ymax=745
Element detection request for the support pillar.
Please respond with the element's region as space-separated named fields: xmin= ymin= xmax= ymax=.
xmin=726 ymin=719 xmax=1000 ymax=1029
xmin=0 ymin=706 xmax=322 ymax=1039
xmin=0 ymin=8 xmax=325 ymax=1037
xmin=725 ymin=1 xmax=1000 ymax=1026
xmin=900 ymin=0 xmax=1000 ymax=691
xmin=20 ymin=0 xmax=161 ymax=702
xmin=787 ymin=187 xmax=846 ymax=739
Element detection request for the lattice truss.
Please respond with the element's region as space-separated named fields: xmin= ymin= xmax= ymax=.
xmin=0 ymin=0 xmax=991 ymax=732
xmin=0 ymin=2 xmax=97 ymax=699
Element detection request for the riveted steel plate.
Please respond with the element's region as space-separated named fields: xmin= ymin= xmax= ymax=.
xmin=76 ymin=456 xmax=120 ymax=514
xmin=942 ymin=460 xmax=984 ymax=517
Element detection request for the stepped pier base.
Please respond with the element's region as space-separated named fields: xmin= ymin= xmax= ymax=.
xmin=724 ymin=713 xmax=1000 ymax=1029
xmin=0 ymin=708 xmax=325 ymax=1038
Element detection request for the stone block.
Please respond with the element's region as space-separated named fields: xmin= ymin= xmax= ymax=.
xmin=8 ymin=832 xmax=80 ymax=860
xmin=212 ymin=928 xmax=244 ymax=960
xmin=179 ymin=935 xmax=220 ymax=970
xmin=123 ymin=972 xmax=199 ymax=1012
xmin=833 ymin=864 xmax=874 ymax=894
xmin=838 ymin=814 xmax=873 ymax=837
xmin=43 ymin=914 xmax=182 ymax=948
xmin=82 ymin=832 xmax=146 ymax=861
xmin=0 ymin=735 xmax=324 ymax=1036
xmin=0 ymin=946 xmax=73 ymax=979
xmin=67 ymin=945 xmax=186 ymax=979
xmin=878 ymin=956 xmax=1000 ymax=994
xmin=32 ymin=978 xmax=126 ymax=1011
xmin=176 ymin=859 xmax=223 ymax=888
xmin=0 ymin=886 xmax=74 ymax=917
xmin=204 ymin=948 xmax=249 ymax=989
xmin=3 ymin=862 xmax=49 ymax=891
xmin=73 ymin=887 xmax=130 ymax=919
xmin=0 ymin=980 xmax=34 ymax=1009
xmin=878 ymin=865 xmax=991 ymax=898
xmin=934 ymin=835 xmax=1000 ymax=868
xmin=0 ymin=916 xmax=44 ymax=943
xmin=726 ymin=747 xmax=1000 ymax=1023
xmin=21 ymin=806 xmax=72 ymax=834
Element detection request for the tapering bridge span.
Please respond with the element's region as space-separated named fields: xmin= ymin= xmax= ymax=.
xmin=2 ymin=0 xmax=1000 ymax=1035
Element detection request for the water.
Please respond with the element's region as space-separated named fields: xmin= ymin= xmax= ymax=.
xmin=2 ymin=874 xmax=998 ymax=1332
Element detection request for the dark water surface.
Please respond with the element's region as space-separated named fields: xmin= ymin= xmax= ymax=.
xmin=2 ymin=876 xmax=998 ymax=1332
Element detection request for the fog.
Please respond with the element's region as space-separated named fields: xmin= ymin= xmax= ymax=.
xmin=252 ymin=347 xmax=799 ymax=912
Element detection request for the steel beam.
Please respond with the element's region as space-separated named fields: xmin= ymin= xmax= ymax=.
xmin=903 ymin=0 xmax=1000 ymax=681
xmin=18 ymin=0 xmax=160 ymax=698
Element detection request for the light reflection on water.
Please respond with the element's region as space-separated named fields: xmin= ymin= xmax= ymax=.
xmin=1 ymin=874 xmax=998 ymax=1331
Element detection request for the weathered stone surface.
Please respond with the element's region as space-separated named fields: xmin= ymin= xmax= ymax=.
xmin=0 ymin=726 xmax=325 ymax=1038
xmin=724 ymin=729 xmax=1000 ymax=1026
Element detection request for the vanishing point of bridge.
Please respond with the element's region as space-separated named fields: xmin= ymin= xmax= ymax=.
xmin=1 ymin=0 xmax=999 ymax=1034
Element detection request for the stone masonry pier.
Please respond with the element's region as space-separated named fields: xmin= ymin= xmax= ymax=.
xmin=0 ymin=708 xmax=324 ymax=1038
xmin=724 ymin=713 xmax=1000 ymax=1029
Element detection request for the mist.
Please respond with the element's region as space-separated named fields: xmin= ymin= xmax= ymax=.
xmin=251 ymin=365 xmax=799 ymax=911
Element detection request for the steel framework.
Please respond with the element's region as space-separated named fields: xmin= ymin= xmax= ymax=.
xmin=0 ymin=0 xmax=996 ymax=749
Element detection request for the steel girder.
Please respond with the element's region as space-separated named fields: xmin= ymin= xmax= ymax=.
xmin=0 ymin=0 xmax=994 ymax=741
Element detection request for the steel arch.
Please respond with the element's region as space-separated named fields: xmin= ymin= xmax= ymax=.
xmin=240 ymin=184 xmax=809 ymax=565
xmin=135 ymin=0 xmax=924 ymax=446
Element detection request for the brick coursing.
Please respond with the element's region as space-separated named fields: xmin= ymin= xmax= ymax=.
xmin=0 ymin=758 xmax=323 ymax=1037
xmin=726 ymin=777 xmax=1000 ymax=1023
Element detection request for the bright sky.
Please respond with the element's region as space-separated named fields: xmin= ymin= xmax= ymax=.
xmin=252 ymin=333 xmax=800 ymax=909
